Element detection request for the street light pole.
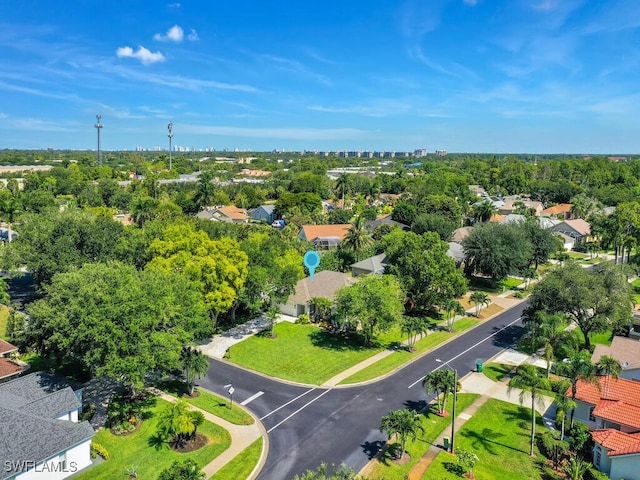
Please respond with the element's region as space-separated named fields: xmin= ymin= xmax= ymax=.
xmin=437 ymin=359 xmax=457 ymax=454
xmin=167 ymin=122 xmax=173 ymax=171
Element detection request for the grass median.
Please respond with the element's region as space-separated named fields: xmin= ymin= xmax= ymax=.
xmin=211 ymin=438 xmax=263 ymax=479
xmin=338 ymin=318 xmax=479 ymax=385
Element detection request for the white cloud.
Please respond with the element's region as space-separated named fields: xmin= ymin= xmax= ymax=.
xmin=187 ymin=29 xmax=199 ymax=41
xmin=153 ymin=25 xmax=184 ymax=42
xmin=116 ymin=46 xmax=165 ymax=65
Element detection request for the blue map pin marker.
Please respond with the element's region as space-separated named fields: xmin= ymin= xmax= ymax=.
xmin=303 ymin=250 xmax=321 ymax=280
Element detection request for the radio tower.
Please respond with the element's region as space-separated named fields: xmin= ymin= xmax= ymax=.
xmin=94 ymin=114 xmax=103 ymax=166
xmin=168 ymin=122 xmax=174 ymax=170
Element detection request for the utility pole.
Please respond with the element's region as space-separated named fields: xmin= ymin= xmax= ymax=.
xmin=167 ymin=122 xmax=174 ymax=170
xmin=94 ymin=114 xmax=103 ymax=167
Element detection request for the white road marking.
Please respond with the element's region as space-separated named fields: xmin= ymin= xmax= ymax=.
xmin=240 ymin=390 xmax=264 ymax=406
xmin=266 ymin=389 xmax=332 ymax=433
xmin=260 ymin=388 xmax=316 ymax=420
xmin=407 ymin=316 xmax=522 ymax=389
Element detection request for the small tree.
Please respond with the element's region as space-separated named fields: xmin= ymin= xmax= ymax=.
xmin=455 ymin=447 xmax=479 ymax=479
xmin=266 ymin=305 xmax=280 ymax=338
xmin=553 ymin=380 xmax=576 ymax=439
xmin=380 ymin=409 xmax=424 ymax=459
xmin=423 ymin=369 xmax=456 ymax=416
xmin=469 ymin=291 xmax=490 ymax=318
xmin=308 ymin=297 xmax=333 ymax=325
xmin=563 ymin=457 xmax=590 ymax=480
xmin=442 ymin=299 xmax=466 ymax=332
xmin=401 ymin=316 xmax=429 ymax=351
xmin=158 ymin=459 xmax=205 ymax=480
xmin=556 ymin=350 xmax=599 ymax=428
xmin=180 ymin=346 xmax=210 ymax=396
xmin=156 ymin=399 xmax=204 ymax=449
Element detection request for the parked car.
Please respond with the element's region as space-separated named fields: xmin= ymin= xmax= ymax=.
xmin=271 ymin=220 xmax=285 ymax=228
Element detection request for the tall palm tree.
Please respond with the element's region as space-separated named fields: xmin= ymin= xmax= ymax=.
xmin=507 ymin=364 xmax=551 ymax=456
xmin=131 ymin=195 xmax=158 ymax=228
xmin=341 ymin=216 xmax=373 ymax=258
xmin=335 ymin=173 xmax=351 ymax=210
xmin=401 ymin=316 xmax=430 ymax=351
xmin=471 ymin=200 xmax=498 ymax=223
xmin=180 ymin=346 xmax=210 ymax=396
xmin=556 ymin=350 xmax=599 ymax=428
xmin=423 ymin=369 xmax=456 ymax=416
xmin=194 ymin=170 xmax=216 ymax=208
xmin=380 ymin=409 xmax=424 ymax=459
xmin=553 ymin=380 xmax=576 ymax=439
xmin=596 ymin=354 xmax=622 ymax=398
xmin=266 ymin=305 xmax=280 ymax=338
xmin=522 ymin=312 xmax=572 ymax=378
xmin=442 ymin=299 xmax=466 ymax=332
xmin=469 ymin=291 xmax=490 ymax=318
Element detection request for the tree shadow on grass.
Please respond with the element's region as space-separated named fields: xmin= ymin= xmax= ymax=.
xmin=148 ymin=433 xmax=169 ymax=451
xmin=443 ymin=461 xmax=466 ymax=477
xmin=459 ymin=427 xmax=511 ymax=456
xmin=308 ymin=329 xmax=378 ymax=352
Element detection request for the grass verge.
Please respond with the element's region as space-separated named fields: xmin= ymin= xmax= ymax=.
xmin=482 ymin=363 xmax=513 ymax=382
xmin=211 ymin=438 xmax=263 ymax=479
xmin=338 ymin=318 xmax=479 ymax=385
xmin=73 ymin=397 xmax=231 ymax=480
xmin=366 ymin=393 xmax=479 ymax=480
xmin=425 ymin=399 xmax=549 ymax=480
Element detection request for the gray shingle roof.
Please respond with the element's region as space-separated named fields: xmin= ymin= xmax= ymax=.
xmin=350 ymin=253 xmax=388 ymax=274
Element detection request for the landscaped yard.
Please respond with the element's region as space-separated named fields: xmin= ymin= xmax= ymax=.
xmin=339 ymin=318 xmax=479 ymax=385
xmin=228 ymin=322 xmax=400 ymax=384
xmin=482 ymin=362 xmax=512 ymax=382
xmin=73 ymin=397 xmax=231 ymax=480
xmin=161 ymin=385 xmax=255 ymax=425
xmin=211 ymin=438 xmax=263 ymax=480
xmin=425 ymin=399 xmax=549 ymax=479
xmin=366 ymin=394 xmax=479 ymax=480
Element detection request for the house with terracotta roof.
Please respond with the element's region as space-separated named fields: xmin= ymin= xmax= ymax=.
xmin=0 ymin=339 xmax=27 ymax=382
xmin=540 ymin=203 xmax=572 ymax=219
xmin=196 ymin=205 xmax=249 ymax=223
xmin=0 ymin=372 xmax=95 ymax=480
xmin=592 ymin=336 xmax=640 ymax=381
xmin=592 ymin=429 xmax=640 ymax=479
xmin=550 ymin=218 xmax=592 ymax=245
xmin=298 ymin=224 xmax=351 ymax=249
xmin=278 ymin=270 xmax=356 ymax=317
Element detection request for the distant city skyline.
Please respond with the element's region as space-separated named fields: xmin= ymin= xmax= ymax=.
xmin=1 ymin=1 xmax=640 ymax=154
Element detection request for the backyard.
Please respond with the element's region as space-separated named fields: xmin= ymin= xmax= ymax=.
xmin=73 ymin=397 xmax=231 ymax=480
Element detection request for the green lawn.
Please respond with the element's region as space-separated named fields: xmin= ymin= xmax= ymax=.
xmin=228 ymin=322 xmax=396 ymax=384
xmin=425 ymin=399 xmax=549 ymax=480
xmin=185 ymin=388 xmax=254 ymax=425
xmin=211 ymin=438 xmax=263 ymax=479
xmin=73 ymin=397 xmax=231 ymax=480
xmin=339 ymin=318 xmax=480 ymax=385
xmin=368 ymin=394 xmax=479 ymax=480
xmin=468 ymin=276 xmax=522 ymax=293
xmin=482 ymin=363 xmax=512 ymax=382
xmin=0 ymin=305 xmax=8 ymax=339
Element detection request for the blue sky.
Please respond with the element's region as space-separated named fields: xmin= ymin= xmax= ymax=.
xmin=1 ymin=1 xmax=639 ymax=154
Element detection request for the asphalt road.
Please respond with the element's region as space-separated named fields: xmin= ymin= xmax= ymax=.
xmin=199 ymin=302 xmax=527 ymax=480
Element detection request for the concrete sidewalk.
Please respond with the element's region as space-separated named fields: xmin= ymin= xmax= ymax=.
xmin=150 ymin=389 xmax=266 ymax=479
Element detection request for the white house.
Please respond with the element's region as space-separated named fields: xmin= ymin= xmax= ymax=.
xmin=0 ymin=372 xmax=95 ymax=480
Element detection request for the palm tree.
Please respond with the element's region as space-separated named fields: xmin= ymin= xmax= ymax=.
xmin=266 ymin=305 xmax=280 ymax=338
xmin=469 ymin=291 xmax=490 ymax=318
xmin=423 ymin=369 xmax=456 ymax=416
xmin=556 ymin=350 xmax=599 ymax=428
xmin=380 ymin=409 xmax=424 ymax=459
xmin=180 ymin=346 xmax=210 ymax=396
xmin=442 ymin=299 xmax=466 ymax=332
xmin=308 ymin=297 xmax=333 ymax=325
xmin=401 ymin=316 xmax=430 ymax=351
xmin=553 ymin=380 xmax=575 ymax=439
xmin=156 ymin=399 xmax=204 ymax=449
xmin=335 ymin=173 xmax=351 ymax=210
xmin=194 ymin=170 xmax=216 ymax=208
xmin=596 ymin=354 xmax=622 ymax=398
xmin=563 ymin=456 xmax=590 ymax=480
xmin=131 ymin=195 xmax=158 ymax=228
xmin=507 ymin=364 xmax=551 ymax=456
xmin=471 ymin=200 xmax=498 ymax=223
xmin=522 ymin=312 xmax=572 ymax=378
xmin=341 ymin=216 xmax=373 ymax=259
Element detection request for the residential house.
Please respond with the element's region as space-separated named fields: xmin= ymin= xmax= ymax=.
xmin=196 ymin=205 xmax=249 ymax=223
xmin=298 ymin=224 xmax=351 ymax=249
xmin=278 ymin=270 xmax=356 ymax=317
xmin=592 ymin=336 xmax=640 ymax=381
xmin=446 ymin=242 xmax=465 ymax=267
xmin=351 ymin=253 xmax=388 ymax=277
xmin=0 ymin=372 xmax=95 ymax=480
xmin=555 ymin=232 xmax=575 ymax=251
xmin=551 ymin=219 xmax=592 ymax=245
xmin=451 ymin=227 xmax=473 ymax=244
xmin=540 ymin=203 xmax=572 ymax=219
xmin=499 ymin=197 xmax=544 ymax=216
xmin=571 ymin=376 xmax=640 ymax=479
xmin=469 ymin=185 xmax=487 ymax=197
xmin=249 ymin=205 xmax=275 ymax=224
xmin=0 ymin=339 xmax=27 ymax=383
xmin=364 ymin=214 xmax=409 ymax=232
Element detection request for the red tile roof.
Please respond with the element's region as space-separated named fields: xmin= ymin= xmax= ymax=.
xmin=216 ymin=205 xmax=249 ymax=221
xmin=569 ymin=376 xmax=640 ymax=429
xmin=299 ymin=224 xmax=350 ymax=242
xmin=0 ymin=339 xmax=17 ymax=355
xmin=541 ymin=203 xmax=572 ymax=216
xmin=592 ymin=429 xmax=640 ymax=456
xmin=0 ymin=357 xmax=24 ymax=380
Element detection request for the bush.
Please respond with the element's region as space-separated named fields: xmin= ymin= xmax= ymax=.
xmin=90 ymin=441 xmax=110 ymax=460
xmin=513 ymin=291 xmax=525 ymax=299
xmin=568 ymin=422 xmax=594 ymax=459
xmin=80 ymin=403 xmax=96 ymax=423
xmin=295 ymin=313 xmax=310 ymax=324
xmin=584 ymin=468 xmax=610 ymax=480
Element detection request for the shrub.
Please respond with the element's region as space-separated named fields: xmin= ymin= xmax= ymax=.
xmin=90 ymin=441 xmax=110 ymax=460
xmin=80 ymin=403 xmax=96 ymax=423
xmin=584 ymin=468 xmax=610 ymax=480
xmin=513 ymin=291 xmax=525 ymax=299
xmin=295 ymin=313 xmax=311 ymax=324
xmin=568 ymin=422 xmax=593 ymax=459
